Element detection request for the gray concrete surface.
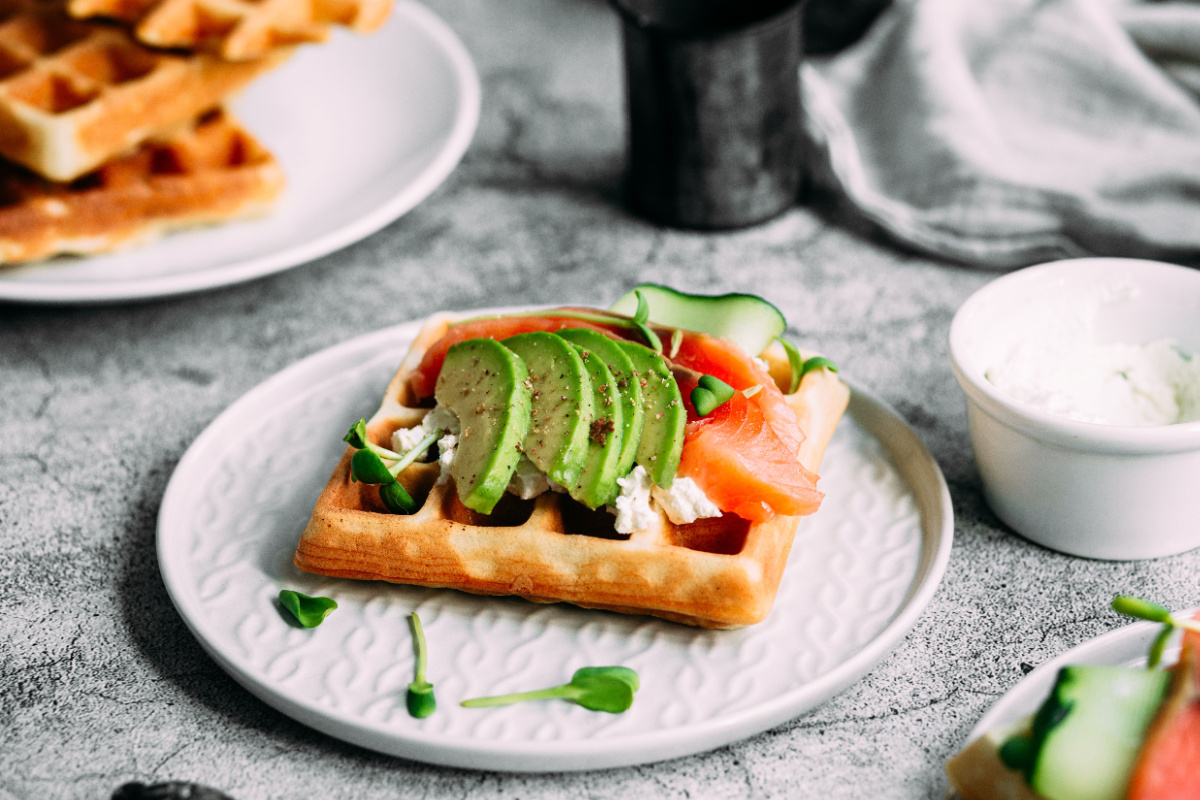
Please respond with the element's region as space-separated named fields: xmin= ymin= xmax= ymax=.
xmin=3 ymin=0 xmax=1199 ymax=798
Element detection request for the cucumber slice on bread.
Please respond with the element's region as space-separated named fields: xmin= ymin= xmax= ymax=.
xmin=609 ymin=284 xmax=786 ymax=357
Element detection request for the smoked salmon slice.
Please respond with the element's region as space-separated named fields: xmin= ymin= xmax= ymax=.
xmin=672 ymin=332 xmax=823 ymax=522
xmin=1126 ymin=612 xmax=1200 ymax=800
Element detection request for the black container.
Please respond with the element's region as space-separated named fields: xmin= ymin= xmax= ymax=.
xmin=612 ymin=0 xmax=806 ymax=230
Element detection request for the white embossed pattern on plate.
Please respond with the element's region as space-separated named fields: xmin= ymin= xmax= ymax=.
xmin=159 ymin=319 xmax=954 ymax=771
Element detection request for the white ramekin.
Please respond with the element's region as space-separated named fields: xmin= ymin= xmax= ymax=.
xmin=948 ymin=258 xmax=1200 ymax=560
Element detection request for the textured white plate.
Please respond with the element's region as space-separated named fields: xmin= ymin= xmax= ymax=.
xmin=0 ymin=1 xmax=479 ymax=305
xmin=158 ymin=320 xmax=954 ymax=771
xmin=965 ymin=610 xmax=1198 ymax=743
xmin=948 ymin=612 xmax=1197 ymax=798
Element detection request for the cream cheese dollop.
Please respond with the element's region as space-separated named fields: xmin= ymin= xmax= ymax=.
xmin=984 ymin=321 xmax=1200 ymax=426
xmin=392 ymin=405 xmax=461 ymax=483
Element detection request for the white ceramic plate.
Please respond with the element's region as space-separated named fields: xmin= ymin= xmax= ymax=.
xmin=157 ymin=319 xmax=954 ymax=771
xmin=0 ymin=1 xmax=480 ymax=305
xmin=964 ymin=611 xmax=1198 ymax=744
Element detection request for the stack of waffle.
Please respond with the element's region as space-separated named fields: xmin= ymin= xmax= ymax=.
xmin=0 ymin=0 xmax=391 ymax=265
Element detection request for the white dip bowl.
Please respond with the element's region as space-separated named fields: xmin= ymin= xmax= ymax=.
xmin=949 ymin=258 xmax=1200 ymax=560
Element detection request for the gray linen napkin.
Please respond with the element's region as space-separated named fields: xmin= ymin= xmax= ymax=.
xmin=802 ymin=0 xmax=1200 ymax=269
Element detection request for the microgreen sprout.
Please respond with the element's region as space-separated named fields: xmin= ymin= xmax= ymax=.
xmin=669 ymin=328 xmax=683 ymax=359
xmin=691 ymin=374 xmax=735 ymax=417
xmin=742 ymin=384 xmax=763 ymax=398
xmin=278 ymin=590 xmax=337 ymax=628
xmin=406 ymin=612 xmax=436 ymax=718
xmin=342 ymin=418 xmax=439 ymax=514
xmin=632 ymin=290 xmax=650 ymax=325
xmin=460 ymin=666 xmax=640 ymax=713
xmin=343 ymin=419 xmax=401 ymax=459
xmin=776 ymin=337 xmax=839 ymax=394
xmin=1112 ymin=595 xmax=1200 ymax=668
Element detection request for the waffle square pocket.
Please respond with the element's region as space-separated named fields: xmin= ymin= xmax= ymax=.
xmin=0 ymin=107 xmax=283 ymax=263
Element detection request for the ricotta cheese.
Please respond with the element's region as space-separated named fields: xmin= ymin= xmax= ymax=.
xmin=608 ymin=466 xmax=723 ymax=533
xmin=983 ymin=306 xmax=1200 ymax=426
xmin=610 ymin=465 xmax=658 ymax=534
xmin=391 ymin=405 xmax=461 ymax=483
xmin=652 ymin=477 xmax=723 ymax=525
xmin=507 ymin=454 xmax=551 ymax=499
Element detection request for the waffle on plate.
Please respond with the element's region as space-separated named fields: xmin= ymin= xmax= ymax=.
xmin=67 ymin=0 xmax=392 ymax=60
xmin=0 ymin=106 xmax=282 ymax=263
xmin=295 ymin=305 xmax=851 ymax=629
xmin=0 ymin=0 xmax=286 ymax=182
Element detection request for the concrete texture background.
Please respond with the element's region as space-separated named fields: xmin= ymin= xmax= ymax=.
xmin=2 ymin=0 xmax=1198 ymax=798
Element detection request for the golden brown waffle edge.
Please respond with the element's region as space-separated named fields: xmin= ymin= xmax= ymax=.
xmin=0 ymin=107 xmax=283 ymax=264
xmin=67 ymin=0 xmax=393 ymax=60
xmin=294 ymin=313 xmax=851 ymax=629
xmin=0 ymin=0 xmax=289 ymax=181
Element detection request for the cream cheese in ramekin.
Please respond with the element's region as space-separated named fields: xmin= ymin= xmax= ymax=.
xmin=983 ymin=289 xmax=1200 ymax=426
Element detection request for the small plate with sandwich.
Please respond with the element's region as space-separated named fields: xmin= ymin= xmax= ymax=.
xmin=158 ymin=285 xmax=953 ymax=770
xmin=946 ymin=598 xmax=1200 ymax=800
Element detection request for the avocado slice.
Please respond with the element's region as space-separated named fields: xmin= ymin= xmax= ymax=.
xmin=609 ymin=284 xmax=786 ymax=357
xmin=433 ymin=338 xmax=532 ymax=514
xmin=502 ymin=331 xmax=594 ymax=488
xmin=560 ymin=339 xmax=625 ymax=509
xmin=1017 ymin=665 xmax=1170 ymax=800
xmin=617 ymin=340 xmax=685 ymax=488
xmin=554 ymin=328 xmax=644 ymax=480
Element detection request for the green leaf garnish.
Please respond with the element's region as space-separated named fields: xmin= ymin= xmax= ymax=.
xmin=460 ymin=666 xmax=640 ymax=713
xmin=343 ymin=419 xmax=369 ymax=449
xmin=777 ymin=336 xmax=805 ymax=394
xmin=627 ymin=291 xmax=663 ymax=353
xmin=343 ymin=418 xmax=403 ymax=462
xmin=691 ymin=374 xmax=735 ymax=417
xmin=775 ymin=337 xmax=839 ymax=394
xmin=343 ymin=424 xmax=438 ymax=513
xmin=351 ymin=448 xmax=395 ymax=485
xmin=699 ymin=374 xmax=735 ymax=401
xmin=1112 ymin=594 xmax=1200 ymax=669
xmin=406 ymin=612 xmax=436 ymax=718
xmin=1112 ymin=595 xmax=1173 ymax=623
xmin=632 ymin=321 xmax=663 ymax=354
xmin=800 ymin=356 xmax=839 ymax=381
xmin=691 ymin=387 xmax=717 ymax=416
xmin=1148 ymin=627 xmax=1173 ymax=670
xmin=632 ymin=290 xmax=650 ymax=325
xmin=380 ymin=481 xmax=419 ymax=514
xmin=279 ymin=590 xmax=337 ymax=628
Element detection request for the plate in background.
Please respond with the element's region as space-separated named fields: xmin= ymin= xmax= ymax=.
xmin=157 ymin=317 xmax=954 ymax=771
xmin=946 ymin=614 xmax=1195 ymax=798
xmin=0 ymin=1 xmax=480 ymax=305
xmin=962 ymin=612 xmax=1195 ymax=745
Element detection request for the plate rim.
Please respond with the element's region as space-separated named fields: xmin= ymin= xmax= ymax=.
xmin=0 ymin=0 xmax=481 ymax=306
xmin=965 ymin=608 xmax=1200 ymax=744
xmin=157 ymin=317 xmax=955 ymax=771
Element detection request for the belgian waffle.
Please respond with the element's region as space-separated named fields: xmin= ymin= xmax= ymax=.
xmin=294 ymin=312 xmax=852 ymax=629
xmin=0 ymin=0 xmax=287 ymax=181
xmin=67 ymin=0 xmax=392 ymax=60
xmin=0 ymin=107 xmax=283 ymax=264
